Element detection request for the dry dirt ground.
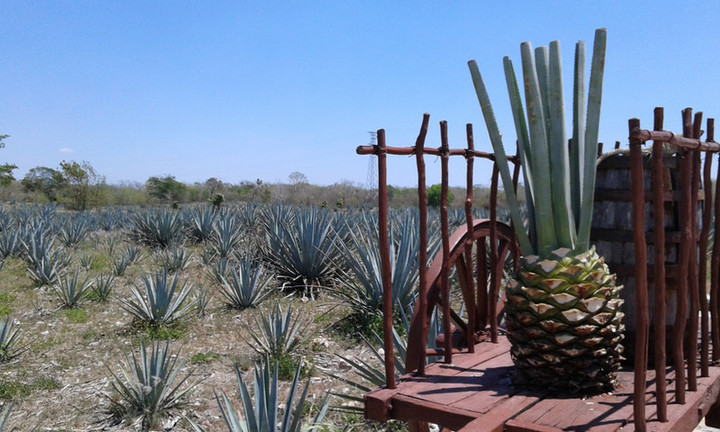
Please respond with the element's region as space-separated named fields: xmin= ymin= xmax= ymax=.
xmin=0 ymin=237 xmax=386 ymax=432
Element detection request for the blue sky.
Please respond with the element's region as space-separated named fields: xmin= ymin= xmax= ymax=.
xmin=2 ymin=1 xmax=720 ymax=188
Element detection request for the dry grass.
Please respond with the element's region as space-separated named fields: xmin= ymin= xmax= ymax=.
xmin=0 ymin=233 xmax=388 ymax=431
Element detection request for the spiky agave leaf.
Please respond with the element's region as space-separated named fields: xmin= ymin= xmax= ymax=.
xmin=263 ymin=206 xmax=340 ymax=295
xmin=338 ymin=211 xmax=439 ymax=317
xmin=129 ymin=209 xmax=187 ymax=249
xmin=58 ymin=216 xmax=92 ymax=247
xmin=120 ymin=270 xmax=195 ymax=328
xmin=106 ymin=340 xmax=197 ymax=429
xmin=217 ymin=255 xmax=272 ymax=310
xmin=188 ymin=205 xmax=217 ymax=244
xmin=328 ymin=309 xmax=442 ymax=414
xmin=92 ymin=274 xmax=116 ymax=302
xmin=51 ymin=271 xmax=93 ymax=308
xmin=0 ymin=402 xmax=13 ymax=431
xmin=186 ymin=359 xmax=331 ymax=432
xmin=153 ymin=246 xmax=192 ymax=273
xmin=122 ymin=243 xmax=143 ymax=264
xmin=210 ymin=213 xmax=244 ymax=259
xmin=0 ymin=231 xmax=21 ymax=259
xmin=244 ymin=302 xmax=308 ymax=358
xmin=0 ymin=318 xmax=24 ymax=362
xmin=469 ymin=29 xmax=607 ymax=257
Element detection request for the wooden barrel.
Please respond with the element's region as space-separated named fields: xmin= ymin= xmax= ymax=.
xmin=590 ymin=151 xmax=702 ymax=362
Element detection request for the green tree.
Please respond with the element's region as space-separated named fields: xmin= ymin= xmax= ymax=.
xmin=21 ymin=166 xmax=66 ymax=202
xmin=146 ymin=175 xmax=187 ymax=203
xmin=59 ymin=160 xmax=105 ymax=211
xmin=204 ymin=177 xmax=224 ymax=195
xmin=0 ymin=135 xmax=17 ymax=186
xmin=426 ymin=184 xmax=454 ymax=207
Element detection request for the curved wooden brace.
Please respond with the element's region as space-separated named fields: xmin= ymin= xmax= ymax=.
xmin=405 ymin=219 xmax=516 ymax=373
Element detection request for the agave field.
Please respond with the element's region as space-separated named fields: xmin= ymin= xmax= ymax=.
xmin=0 ymin=202 xmax=492 ymax=431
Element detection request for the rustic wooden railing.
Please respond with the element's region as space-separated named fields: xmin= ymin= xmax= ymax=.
xmin=359 ymin=107 xmax=720 ymax=431
xmin=629 ymin=107 xmax=719 ymax=431
xmin=356 ymin=113 xmax=520 ymax=388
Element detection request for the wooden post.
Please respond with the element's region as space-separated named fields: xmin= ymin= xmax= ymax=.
xmin=477 ymin=230 xmax=489 ymax=331
xmin=673 ymin=108 xmax=693 ymax=404
xmin=415 ymin=114 xmax=430 ymax=376
xmin=629 ymin=117 xmax=648 ymax=432
xmin=707 ymin=119 xmax=720 ymax=361
xmin=464 ymin=124 xmax=476 ymax=352
xmin=377 ymin=129 xmax=395 ymax=389
xmin=700 ymin=118 xmax=713 ymax=378
xmin=709 ymin=119 xmax=720 ymax=363
xmin=651 ymin=107 xmax=668 ymax=422
xmin=687 ymin=111 xmax=703 ymax=391
xmin=440 ymin=121 xmax=452 ymax=363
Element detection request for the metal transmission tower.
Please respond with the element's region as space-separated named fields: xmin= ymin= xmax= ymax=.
xmin=365 ymin=131 xmax=377 ymax=189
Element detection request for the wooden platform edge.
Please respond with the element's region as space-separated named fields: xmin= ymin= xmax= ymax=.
xmin=504 ymin=420 xmax=563 ymax=432
xmin=648 ymin=370 xmax=720 ymax=432
xmin=391 ymin=393 xmax=479 ymax=431
xmin=364 ymin=388 xmax=397 ymax=422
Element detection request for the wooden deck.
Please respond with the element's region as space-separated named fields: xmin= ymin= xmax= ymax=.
xmin=365 ymin=336 xmax=720 ymax=432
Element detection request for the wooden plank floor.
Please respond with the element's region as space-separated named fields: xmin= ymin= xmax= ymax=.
xmin=365 ymin=336 xmax=720 ymax=432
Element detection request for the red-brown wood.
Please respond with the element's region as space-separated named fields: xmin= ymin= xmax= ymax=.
xmin=674 ymin=108 xmax=693 ymax=404
xmin=405 ymin=219 xmax=515 ymax=373
xmin=629 ymin=128 xmax=720 ymax=152
xmin=415 ymin=113 xmax=430 ymax=376
xmin=630 ymin=117 xmax=649 ymax=432
xmin=376 ymin=128 xmax=395 ymax=390
xmin=440 ymin=121 xmax=452 ymax=364
xmin=464 ymin=123 xmax=476 ymax=352
xmin=713 ymin=121 xmax=720 ymax=362
xmin=504 ymin=420 xmax=562 ymax=432
xmin=688 ymin=111 xmax=703 ymax=391
xmin=652 ymin=107 xmax=668 ymax=423
xmin=361 ymin=112 xmax=720 ymax=432
xmin=366 ymin=335 xmax=720 ymax=431
xmin=476 ymin=237 xmax=488 ymax=329
xmin=701 ymin=119 xmax=715 ymax=377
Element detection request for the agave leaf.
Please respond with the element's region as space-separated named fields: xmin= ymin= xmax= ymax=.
xmin=120 ymin=271 xmax=195 ymax=327
xmin=467 ymin=60 xmax=532 ymax=254
xmin=547 ymin=40 xmax=576 ymax=249
xmin=472 ymin=30 xmax=606 ymax=257
xmin=106 ymin=340 xmax=197 ymax=426
xmin=503 ymin=57 xmax=537 ymax=248
xmin=217 ymin=256 xmax=272 ymax=309
xmin=51 ymin=271 xmax=93 ymax=308
xmin=236 ymin=364 xmax=258 ymax=431
xmin=216 ymin=359 xmax=329 ymax=432
xmin=534 ymin=46 xmax=552 ymax=141
xmin=281 ymin=361 xmax=304 ymax=432
xmin=0 ymin=318 xmax=24 ymax=362
xmin=0 ymin=402 xmax=14 ymax=431
xmin=215 ymin=389 xmax=247 ymax=432
xmin=578 ymin=28 xmax=607 ymax=249
xmin=571 ymin=40 xmax=586 ymax=226
xmin=520 ymin=41 xmax=557 ymax=254
xmin=263 ymin=207 xmax=339 ymax=294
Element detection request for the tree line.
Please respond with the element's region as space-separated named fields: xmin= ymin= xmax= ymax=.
xmin=0 ymin=137 xmax=514 ymax=211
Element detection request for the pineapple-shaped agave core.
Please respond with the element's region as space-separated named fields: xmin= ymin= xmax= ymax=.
xmin=505 ymin=246 xmax=624 ymax=393
xmin=469 ymin=28 xmax=621 ymax=393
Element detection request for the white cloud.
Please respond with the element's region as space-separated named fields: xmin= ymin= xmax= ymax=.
xmin=59 ymin=148 xmax=73 ymax=153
